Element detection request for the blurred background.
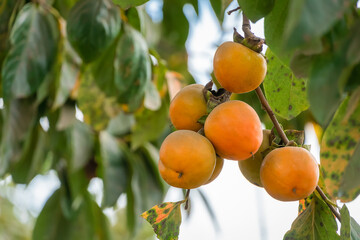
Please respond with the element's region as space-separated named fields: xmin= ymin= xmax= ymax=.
xmin=1 ymin=0 xmax=359 ymax=239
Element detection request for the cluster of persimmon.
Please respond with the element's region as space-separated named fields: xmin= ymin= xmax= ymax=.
xmin=158 ymin=41 xmax=319 ymax=202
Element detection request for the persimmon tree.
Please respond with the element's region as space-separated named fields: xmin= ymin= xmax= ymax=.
xmin=0 ymin=0 xmax=360 ymax=240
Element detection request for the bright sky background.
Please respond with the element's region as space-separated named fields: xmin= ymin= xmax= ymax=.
xmin=1 ymin=1 xmax=359 ymax=240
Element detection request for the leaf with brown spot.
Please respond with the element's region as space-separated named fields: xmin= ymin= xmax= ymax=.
xmin=263 ymin=49 xmax=309 ymax=120
xmin=321 ymin=93 xmax=360 ymax=202
xmin=284 ymin=194 xmax=340 ymax=240
xmin=141 ymin=200 xmax=185 ymax=240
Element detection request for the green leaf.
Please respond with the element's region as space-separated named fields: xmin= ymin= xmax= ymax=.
xmin=68 ymin=121 xmax=95 ymax=172
xmin=10 ymin=125 xmax=48 ymax=184
xmin=0 ymin=97 xmax=38 ymax=177
xmin=284 ymin=194 xmax=340 ymax=240
xmin=106 ymin=111 xmax=135 ymax=136
xmin=321 ymin=90 xmax=360 ymax=201
xmin=210 ymin=0 xmax=233 ymax=23
xmin=264 ymin=0 xmax=292 ymax=64
xmin=115 ymin=24 xmax=151 ymax=110
xmin=237 ymin=0 xmax=274 ymax=22
xmin=131 ymin=97 xmax=169 ymax=150
xmin=52 ymin=37 xmax=81 ymax=110
xmin=283 ymin=0 xmax=352 ymax=50
xmin=98 ymin=131 xmax=129 ymax=207
xmin=77 ymin=66 xmax=122 ymax=131
xmin=144 ymin=81 xmax=161 ymax=111
xmin=346 ymin=20 xmax=360 ymax=65
xmin=1 ymin=3 xmax=59 ymax=101
xmin=141 ymin=201 xmax=185 ymax=240
xmin=33 ymin=188 xmax=112 ymax=240
xmin=308 ymin=53 xmax=349 ymax=128
xmin=67 ymin=0 xmax=121 ymax=63
xmin=263 ymin=49 xmax=309 ymax=120
xmin=112 ymin=0 xmax=149 ymax=9
xmin=340 ymin=205 xmax=360 ymax=240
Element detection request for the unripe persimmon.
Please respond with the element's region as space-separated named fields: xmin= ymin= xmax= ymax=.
xmin=204 ymin=156 xmax=224 ymax=184
xmin=238 ymin=129 xmax=271 ymax=187
xmin=204 ymin=100 xmax=263 ymax=160
xmin=260 ymin=146 xmax=319 ymax=201
xmin=213 ymin=41 xmax=266 ymax=93
xmin=169 ymin=84 xmax=207 ymax=131
xmin=159 ymin=130 xmax=216 ymax=189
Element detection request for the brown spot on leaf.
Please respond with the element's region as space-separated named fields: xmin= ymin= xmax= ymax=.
xmin=289 ymin=105 xmax=293 ymax=110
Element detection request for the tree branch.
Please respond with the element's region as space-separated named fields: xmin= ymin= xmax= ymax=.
xmin=227 ymin=7 xmax=241 ymax=15
xmin=243 ymin=14 xmax=341 ymax=223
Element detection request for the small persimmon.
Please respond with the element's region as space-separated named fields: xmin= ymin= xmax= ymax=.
xmin=159 ymin=130 xmax=216 ymax=189
xmin=213 ymin=41 xmax=266 ymax=93
xmin=169 ymin=84 xmax=207 ymax=131
xmin=260 ymin=146 xmax=319 ymax=201
xmin=204 ymin=156 xmax=224 ymax=184
xmin=238 ymin=129 xmax=271 ymax=187
xmin=204 ymin=100 xmax=263 ymax=160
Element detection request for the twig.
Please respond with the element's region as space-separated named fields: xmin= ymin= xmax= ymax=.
xmin=184 ymin=189 xmax=191 ymax=210
xmin=227 ymin=6 xmax=241 ymax=15
xmin=242 ymin=14 xmax=266 ymax=44
xmin=255 ymin=87 xmax=289 ymax=145
xmin=316 ymin=186 xmax=341 ymax=222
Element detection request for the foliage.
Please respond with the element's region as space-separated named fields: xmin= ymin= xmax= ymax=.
xmin=0 ymin=0 xmax=360 ymax=239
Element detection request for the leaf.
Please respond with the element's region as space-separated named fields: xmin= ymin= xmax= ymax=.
xmin=340 ymin=204 xmax=360 ymax=240
xmin=346 ymin=20 xmax=360 ymax=65
xmin=10 ymin=125 xmax=48 ymax=184
xmin=210 ymin=0 xmax=233 ymax=23
xmin=263 ymin=49 xmax=309 ymax=120
xmin=68 ymin=121 xmax=95 ymax=172
xmin=283 ymin=0 xmax=352 ymax=50
xmin=264 ymin=0 xmax=292 ymax=64
xmin=0 ymin=97 xmax=38 ymax=176
xmin=33 ymin=188 xmax=112 ymax=240
xmin=112 ymin=0 xmax=149 ymax=9
xmin=1 ymin=3 xmax=59 ymax=101
xmin=284 ymin=194 xmax=340 ymax=240
xmin=321 ymin=93 xmax=360 ymax=202
xmin=308 ymin=53 xmax=349 ymax=128
xmin=237 ymin=0 xmax=274 ymax=23
xmin=98 ymin=131 xmax=129 ymax=207
xmin=131 ymin=97 xmax=169 ymax=150
xmin=67 ymin=0 xmax=121 ymax=63
xmin=115 ymin=24 xmax=151 ymax=110
xmin=141 ymin=201 xmax=185 ymax=240
xmin=339 ymin=141 xmax=360 ymax=196
xmin=52 ymin=33 xmax=81 ymax=110
xmin=77 ymin=66 xmax=122 ymax=131
xmin=144 ymin=81 xmax=161 ymax=111
xmin=106 ymin=111 xmax=135 ymax=136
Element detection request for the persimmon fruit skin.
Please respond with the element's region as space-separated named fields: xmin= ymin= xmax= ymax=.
xmin=169 ymin=84 xmax=207 ymax=131
xmin=260 ymin=146 xmax=319 ymax=201
xmin=213 ymin=41 xmax=267 ymax=94
xmin=238 ymin=129 xmax=271 ymax=187
xmin=204 ymin=100 xmax=263 ymax=160
xmin=159 ymin=130 xmax=216 ymax=189
xmin=204 ymin=156 xmax=224 ymax=184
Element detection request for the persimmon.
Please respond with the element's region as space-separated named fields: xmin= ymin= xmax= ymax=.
xmin=260 ymin=146 xmax=319 ymax=201
xmin=213 ymin=41 xmax=267 ymax=93
xmin=159 ymin=130 xmax=216 ymax=189
xmin=238 ymin=129 xmax=271 ymax=187
xmin=204 ymin=156 xmax=224 ymax=184
xmin=204 ymin=100 xmax=263 ymax=160
xmin=169 ymin=84 xmax=207 ymax=131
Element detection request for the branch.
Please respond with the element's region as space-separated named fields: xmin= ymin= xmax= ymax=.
xmin=227 ymin=6 xmax=241 ymax=15
xmin=242 ymin=14 xmax=341 ymax=223
xmin=255 ymin=87 xmax=289 ymax=144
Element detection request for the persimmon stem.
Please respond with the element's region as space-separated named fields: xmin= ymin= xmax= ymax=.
xmin=227 ymin=6 xmax=241 ymax=15
xmin=184 ymin=189 xmax=191 ymax=210
xmin=316 ymin=186 xmax=341 ymax=222
xmin=255 ymin=87 xmax=289 ymax=145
